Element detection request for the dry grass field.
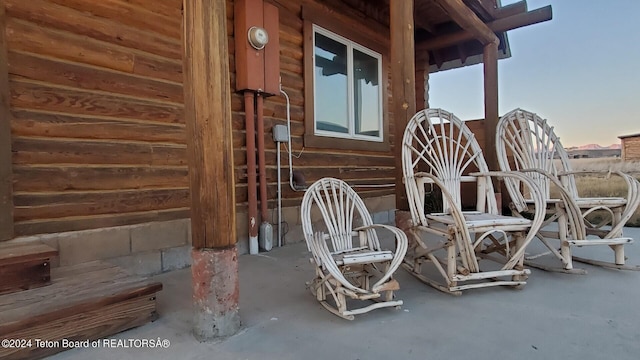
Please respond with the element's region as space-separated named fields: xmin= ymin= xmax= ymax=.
xmin=549 ymin=158 xmax=640 ymax=226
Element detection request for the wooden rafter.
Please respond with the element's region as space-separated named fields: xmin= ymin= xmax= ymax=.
xmin=416 ymin=5 xmax=552 ymax=51
xmin=414 ymin=16 xmax=435 ymax=33
xmin=433 ymin=0 xmax=498 ymax=45
xmin=493 ymin=1 xmax=527 ymax=19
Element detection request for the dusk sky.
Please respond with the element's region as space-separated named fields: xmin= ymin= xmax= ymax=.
xmin=429 ymin=0 xmax=640 ymax=148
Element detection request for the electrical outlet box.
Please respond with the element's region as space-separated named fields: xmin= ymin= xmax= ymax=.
xmin=272 ymin=124 xmax=289 ymax=142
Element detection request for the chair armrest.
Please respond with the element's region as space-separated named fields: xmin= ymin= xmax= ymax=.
xmin=353 ymin=224 xmax=409 ymax=253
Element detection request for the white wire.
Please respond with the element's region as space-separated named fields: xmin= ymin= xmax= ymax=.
xmin=283 ymin=142 xmax=304 ymax=159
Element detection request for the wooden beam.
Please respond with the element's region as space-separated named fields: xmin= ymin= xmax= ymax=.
xmin=414 ymin=17 xmax=435 ymax=34
xmin=391 ymin=0 xmax=416 ymax=211
xmin=433 ymin=0 xmax=498 ymax=45
xmin=417 ymin=5 xmax=552 ymax=51
xmin=0 ymin=1 xmax=14 ymax=241
xmin=183 ymin=0 xmax=236 ymax=249
xmin=465 ymin=0 xmax=495 ymax=20
xmin=483 ymin=42 xmax=499 ymax=172
xmin=494 ymin=1 xmax=528 ymax=18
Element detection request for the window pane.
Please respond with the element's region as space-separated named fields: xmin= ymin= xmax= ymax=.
xmin=353 ymin=49 xmax=380 ymax=137
xmin=314 ymin=32 xmax=348 ymax=134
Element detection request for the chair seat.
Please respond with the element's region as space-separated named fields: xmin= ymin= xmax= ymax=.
xmin=333 ymin=250 xmax=394 ymax=266
xmin=574 ymin=197 xmax=627 ymax=207
xmin=427 ymin=211 xmax=531 ymax=230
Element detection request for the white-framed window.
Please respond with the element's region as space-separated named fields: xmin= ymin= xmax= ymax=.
xmin=312 ymin=25 xmax=383 ymax=142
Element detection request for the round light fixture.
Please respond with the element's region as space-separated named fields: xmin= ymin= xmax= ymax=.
xmin=248 ymin=26 xmax=269 ymax=50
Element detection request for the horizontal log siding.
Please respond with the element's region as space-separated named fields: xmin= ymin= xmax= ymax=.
xmin=4 ymin=0 xmax=187 ymax=235
xmin=7 ymin=0 xmax=397 ymax=236
xmin=621 ymin=136 xmax=640 ymax=162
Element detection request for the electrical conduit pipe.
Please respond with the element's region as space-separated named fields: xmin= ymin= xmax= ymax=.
xmin=245 ymin=92 xmax=259 ymax=254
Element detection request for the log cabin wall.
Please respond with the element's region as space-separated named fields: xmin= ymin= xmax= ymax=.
xmin=4 ymin=0 xmax=188 ymax=236
xmin=620 ymin=135 xmax=640 ymax=162
xmin=3 ymin=0 xmax=401 ymax=251
xmin=228 ymin=0 xmax=397 ymax=249
xmin=237 ymin=0 xmax=396 ymax=211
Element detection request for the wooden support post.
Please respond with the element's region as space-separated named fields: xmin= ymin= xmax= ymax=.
xmin=183 ymin=0 xmax=240 ymax=339
xmin=0 ymin=2 xmax=14 ymax=241
xmin=391 ymin=0 xmax=416 ymax=211
xmin=483 ymin=42 xmax=499 ymax=172
xmin=415 ymin=50 xmax=430 ymax=111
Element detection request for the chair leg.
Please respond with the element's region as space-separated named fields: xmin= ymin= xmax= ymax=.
xmin=558 ymin=214 xmax=573 ymax=270
xmin=614 ymin=244 xmax=625 ymax=265
xmin=512 ymin=232 xmax=527 ymax=287
xmin=447 ymin=243 xmax=458 ymax=289
xmin=611 ymin=208 xmax=624 ymax=239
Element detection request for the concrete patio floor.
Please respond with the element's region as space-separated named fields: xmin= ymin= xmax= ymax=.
xmin=50 ymin=227 xmax=640 ymax=360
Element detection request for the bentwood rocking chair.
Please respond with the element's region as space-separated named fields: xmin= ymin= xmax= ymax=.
xmin=301 ymin=178 xmax=408 ymax=320
xmin=497 ymin=108 xmax=640 ymax=272
xmin=401 ymin=109 xmax=545 ymax=295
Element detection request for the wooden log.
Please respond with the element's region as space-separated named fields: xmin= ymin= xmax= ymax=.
xmin=10 ymin=110 xmax=186 ymax=143
xmin=416 ymin=6 xmax=552 ymax=51
xmin=8 ymin=52 xmax=184 ymax=104
xmin=132 ymin=55 xmax=183 ymax=84
xmin=12 ymin=166 xmax=188 ymax=192
xmin=483 ymin=42 xmax=499 ymax=171
xmin=5 ymin=18 xmax=135 ymax=73
xmin=14 ymin=188 xmax=189 ymax=221
xmin=121 ymin=0 xmax=182 ymax=19
xmin=390 ymin=0 xmax=415 ymax=210
xmin=232 ymin=148 xmax=395 ymax=167
xmin=183 ymin=0 xmax=236 ymax=249
xmin=46 ymin=0 xmax=182 ymax=39
xmin=10 ymin=80 xmax=184 ymax=124
xmin=12 ymin=137 xmax=187 ymax=166
xmin=433 ymin=0 xmax=498 ymax=46
xmin=4 ymin=0 xmax=182 ymax=60
xmin=0 ymin=2 xmax=13 ymax=241
xmin=14 ymin=208 xmax=189 ymax=236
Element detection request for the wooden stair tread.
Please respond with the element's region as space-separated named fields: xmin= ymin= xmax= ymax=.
xmin=0 ymin=242 xmax=57 ymax=266
xmin=0 ymin=260 xmax=163 ymax=330
xmin=0 ymin=260 xmax=163 ymax=359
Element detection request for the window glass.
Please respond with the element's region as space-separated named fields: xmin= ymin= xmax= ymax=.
xmin=312 ymin=26 xmax=382 ymax=141
xmin=353 ymin=49 xmax=380 ymax=137
xmin=314 ymin=32 xmax=348 ymax=134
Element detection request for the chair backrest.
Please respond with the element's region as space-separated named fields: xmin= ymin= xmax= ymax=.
xmin=402 ymin=108 xmax=498 ymax=226
xmin=497 ymin=109 xmax=578 ymax=211
xmin=301 ymin=178 xmax=380 ymax=253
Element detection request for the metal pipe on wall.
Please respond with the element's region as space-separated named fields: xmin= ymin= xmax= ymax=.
xmin=245 ymin=92 xmax=259 ymax=254
xmin=256 ymin=93 xmax=268 ymax=220
xmin=276 ymin=140 xmax=282 ymax=247
xmin=256 ymin=93 xmax=273 ymax=251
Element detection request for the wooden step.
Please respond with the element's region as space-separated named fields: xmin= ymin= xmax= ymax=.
xmin=0 ymin=242 xmax=58 ymax=295
xmin=0 ymin=261 xmax=163 ymax=360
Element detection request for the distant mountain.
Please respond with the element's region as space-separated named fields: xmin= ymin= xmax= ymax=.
xmin=566 ymin=143 xmax=621 ymax=150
